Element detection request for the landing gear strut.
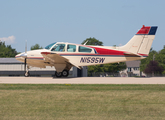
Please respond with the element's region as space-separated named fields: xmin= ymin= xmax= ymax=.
xmin=55 ymin=70 xmax=69 ymax=77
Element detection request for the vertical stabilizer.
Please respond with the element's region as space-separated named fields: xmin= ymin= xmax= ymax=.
xmin=119 ymin=25 xmax=158 ymax=56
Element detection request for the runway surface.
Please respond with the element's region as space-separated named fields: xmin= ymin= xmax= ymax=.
xmin=0 ymin=77 xmax=165 ymax=84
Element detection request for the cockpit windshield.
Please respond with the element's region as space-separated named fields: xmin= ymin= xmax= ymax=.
xmin=45 ymin=42 xmax=56 ymax=50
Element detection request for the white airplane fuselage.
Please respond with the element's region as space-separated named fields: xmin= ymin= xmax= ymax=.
xmin=15 ymin=43 xmax=145 ymax=67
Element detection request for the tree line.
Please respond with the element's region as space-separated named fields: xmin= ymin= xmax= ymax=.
xmin=0 ymin=41 xmax=17 ymax=57
xmin=0 ymin=41 xmax=43 ymax=58
xmin=140 ymin=46 xmax=165 ymax=76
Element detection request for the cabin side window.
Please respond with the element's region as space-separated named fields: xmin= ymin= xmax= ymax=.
xmin=67 ymin=44 xmax=76 ymax=52
xmin=51 ymin=44 xmax=65 ymax=52
xmin=78 ymin=46 xmax=92 ymax=53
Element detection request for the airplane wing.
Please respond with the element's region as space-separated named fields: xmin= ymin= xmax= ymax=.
xmin=41 ymin=52 xmax=68 ymax=64
xmin=41 ymin=52 xmax=82 ymax=69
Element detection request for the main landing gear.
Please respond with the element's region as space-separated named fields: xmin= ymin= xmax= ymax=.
xmin=55 ymin=70 xmax=69 ymax=78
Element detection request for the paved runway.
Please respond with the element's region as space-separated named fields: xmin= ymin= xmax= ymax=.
xmin=0 ymin=77 xmax=165 ymax=84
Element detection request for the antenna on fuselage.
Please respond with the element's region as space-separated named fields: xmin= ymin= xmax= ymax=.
xmin=83 ymin=40 xmax=89 ymax=45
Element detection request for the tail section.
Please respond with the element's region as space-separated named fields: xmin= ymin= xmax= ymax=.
xmin=119 ymin=25 xmax=158 ymax=56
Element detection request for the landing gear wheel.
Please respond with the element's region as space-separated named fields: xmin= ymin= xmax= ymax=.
xmin=55 ymin=72 xmax=62 ymax=78
xmin=24 ymin=71 xmax=29 ymax=77
xmin=62 ymin=70 xmax=69 ymax=77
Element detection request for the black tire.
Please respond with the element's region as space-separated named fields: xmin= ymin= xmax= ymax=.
xmin=62 ymin=70 xmax=69 ymax=77
xmin=24 ymin=71 xmax=29 ymax=77
xmin=55 ymin=72 xmax=62 ymax=77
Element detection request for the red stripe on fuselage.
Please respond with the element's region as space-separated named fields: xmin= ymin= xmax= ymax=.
xmin=90 ymin=47 xmax=125 ymax=55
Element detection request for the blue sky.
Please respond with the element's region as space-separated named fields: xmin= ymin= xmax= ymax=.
xmin=0 ymin=0 xmax=165 ymax=52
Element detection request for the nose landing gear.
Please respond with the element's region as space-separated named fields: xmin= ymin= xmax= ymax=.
xmin=25 ymin=71 xmax=30 ymax=77
xmin=24 ymin=66 xmax=30 ymax=77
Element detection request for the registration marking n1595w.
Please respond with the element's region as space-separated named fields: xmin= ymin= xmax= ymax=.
xmin=80 ymin=57 xmax=105 ymax=63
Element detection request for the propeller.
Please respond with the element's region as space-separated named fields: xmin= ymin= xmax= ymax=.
xmin=18 ymin=40 xmax=28 ymax=76
xmin=20 ymin=40 xmax=28 ymax=76
xmin=24 ymin=40 xmax=27 ymax=72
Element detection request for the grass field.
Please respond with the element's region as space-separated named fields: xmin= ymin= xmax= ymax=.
xmin=1 ymin=84 xmax=165 ymax=120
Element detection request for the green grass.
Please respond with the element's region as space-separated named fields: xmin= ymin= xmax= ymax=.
xmin=1 ymin=84 xmax=165 ymax=120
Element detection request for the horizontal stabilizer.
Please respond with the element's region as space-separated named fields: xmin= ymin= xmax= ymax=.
xmin=124 ymin=52 xmax=142 ymax=57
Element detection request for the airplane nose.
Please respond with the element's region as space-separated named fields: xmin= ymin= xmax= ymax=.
xmin=15 ymin=52 xmax=27 ymax=58
xmin=20 ymin=53 xmax=27 ymax=58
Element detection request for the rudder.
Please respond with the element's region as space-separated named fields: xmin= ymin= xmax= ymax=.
xmin=137 ymin=26 xmax=157 ymax=56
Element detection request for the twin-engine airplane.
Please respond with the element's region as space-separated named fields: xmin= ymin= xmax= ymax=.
xmin=15 ymin=25 xmax=158 ymax=77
